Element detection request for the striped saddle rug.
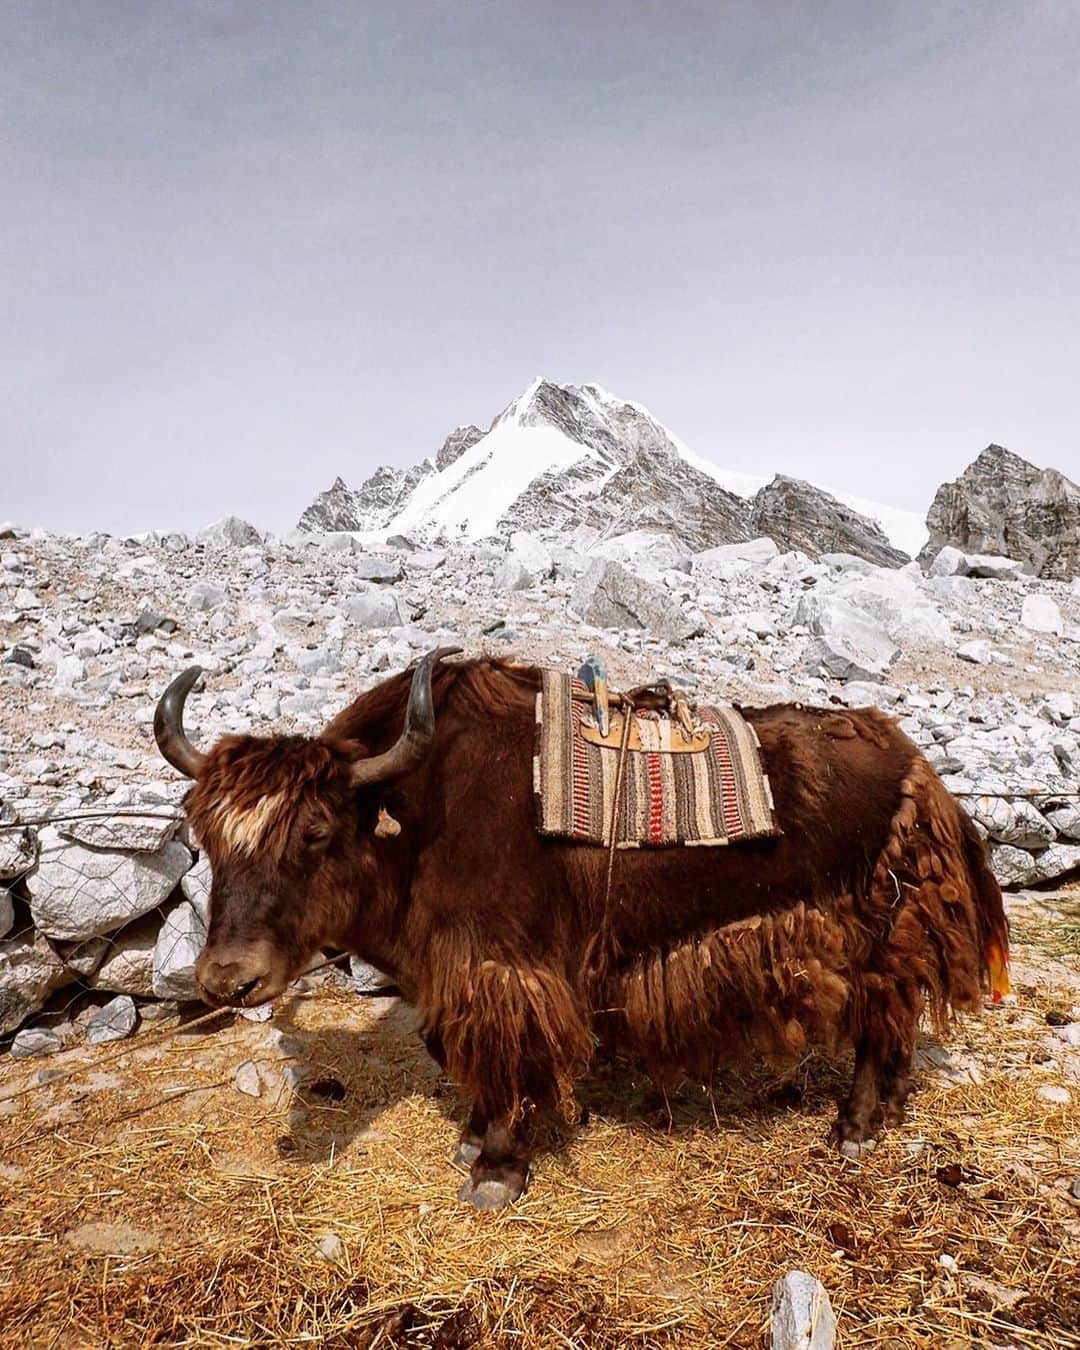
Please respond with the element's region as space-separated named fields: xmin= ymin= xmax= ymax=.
xmin=534 ymin=670 xmax=779 ymax=849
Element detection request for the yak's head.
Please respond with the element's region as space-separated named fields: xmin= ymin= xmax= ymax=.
xmin=153 ymin=648 xmax=459 ymax=1007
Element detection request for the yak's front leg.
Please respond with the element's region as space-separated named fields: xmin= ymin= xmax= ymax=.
xmin=422 ymin=1030 xmax=490 ymax=1170
xmin=458 ymin=1116 xmax=531 ymax=1210
xmin=453 ymin=1103 xmax=488 ymax=1169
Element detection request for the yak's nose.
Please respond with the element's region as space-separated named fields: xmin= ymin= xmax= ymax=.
xmin=195 ymin=949 xmax=270 ymax=1003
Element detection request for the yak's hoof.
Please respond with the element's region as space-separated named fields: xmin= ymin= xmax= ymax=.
xmin=453 ymin=1139 xmax=482 ymax=1168
xmin=458 ymin=1176 xmax=524 ymax=1211
xmin=838 ymin=1136 xmax=878 ymax=1161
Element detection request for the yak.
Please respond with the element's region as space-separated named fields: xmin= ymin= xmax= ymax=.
xmin=153 ymin=648 xmax=1009 ymax=1209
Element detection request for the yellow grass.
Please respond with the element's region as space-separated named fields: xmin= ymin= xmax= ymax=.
xmin=1 ymin=906 xmax=1078 ymax=1348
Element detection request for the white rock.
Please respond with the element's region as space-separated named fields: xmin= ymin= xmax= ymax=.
xmin=87 ymin=912 xmax=158 ymax=996
xmin=1021 ymin=594 xmax=1063 ymax=636
xmin=59 ymin=813 xmax=181 ymax=853
xmin=963 ymin=554 xmax=1026 ymax=579
xmin=839 ymin=682 xmax=901 ymax=709
xmin=832 ymin=570 xmax=952 ymax=644
xmin=505 ymin=530 xmax=554 ymax=576
xmin=198 ymin=516 xmax=264 ymax=548
xmin=353 ymin=556 xmax=403 ymax=583
xmin=0 ymin=826 xmax=38 ymax=882
xmin=1044 ymin=803 xmax=1080 ymax=840
xmin=989 ymin=844 xmax=1041 ymax=888
xmin=86 ymin=994 xmax=138 ymax=1045
xmin=927 ymin=545 xmax=967 ymax=577
xmin=589 ymin=530 xmax=692 ymax=576
xmin=234 ymin=1060 xmax=263 ymax=1097
xmin=492 ymin=558 xmax=535 ymax=592
xmin=152 ymin=899 xmax=207 ymax=1000
xmin=187 ymin=581 xmax=228 ymax=612
xmin=1032 ymin=842 xmax=1080 ymax=883
xmin=770 ymin=1270 xmax=837 ymax=1350
xmin=695 ymin=537 xmax=779 ymax=568
xmin=181 ymin=852 xmax=212 ymax=923
xmin=1037 ymin=1084 xmax=1071 ymax=1105
xmin=345 ymin=589 xmax=407 ymax=629
xmin=349 ymin=956 xmax=395 ymax=993
xmin=969 ymin=797 xmax=1055 ymax=849
xmin=11 ymin=1026 xmax=62 ymax=1058
xmin=0 ymin=934 xmax=68 ymax=1026
xmin=0 ymin=888 xmax=12 ymax=940
xmin=795 ymin=595 xmax=899 ymax=682
xmin=569 ymin=559 xmax=702 ymax=642
xmin=28 ymin=830 xmax=193 ymax=941
xmin=956 ymin=639 xmax=996 ymax=665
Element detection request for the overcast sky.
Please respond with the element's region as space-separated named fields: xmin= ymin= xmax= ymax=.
xmin=5 ymin=0 xmax=1079 ymax=535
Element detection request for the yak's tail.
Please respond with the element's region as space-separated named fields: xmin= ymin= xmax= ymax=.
xmin=958 ymin=806 xmax=1011 ymax=1002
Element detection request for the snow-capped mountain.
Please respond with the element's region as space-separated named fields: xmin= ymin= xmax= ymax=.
xmin=298 ymin=379 xmax=928 ymax=560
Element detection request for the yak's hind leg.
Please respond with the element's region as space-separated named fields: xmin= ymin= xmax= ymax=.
xmin=832 ymin=1023 xmax=918 ymax=1158
xmin=832 ymin=1033 xmax=884 ymax=1157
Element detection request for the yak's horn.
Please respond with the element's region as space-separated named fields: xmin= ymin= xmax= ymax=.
xmin=350 ymin=647 xmax=462 ymax=789
xmin=154 ymin=666 xmax=207 ymax=779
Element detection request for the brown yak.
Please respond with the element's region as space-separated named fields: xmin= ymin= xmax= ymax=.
xmin=154 ymin=649 xmax=1009 ymax=1209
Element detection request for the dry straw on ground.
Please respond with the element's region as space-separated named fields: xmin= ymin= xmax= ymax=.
xmin=1 ymin=896 xmax=1078 ymax=1349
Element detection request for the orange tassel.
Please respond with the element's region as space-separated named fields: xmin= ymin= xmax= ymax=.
xmin=986 ymin=938 xmax=1010 ymax=1003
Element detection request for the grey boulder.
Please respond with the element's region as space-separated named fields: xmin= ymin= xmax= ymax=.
xmin=969 ymin=797 xmax=1055 ymax=849
xmin=569 ymin=559 xmax=703 ymax=642
xmin=345 ymin=589 xmax=408 ymax=629
xmin=152 ymin=899 xmax=207 ymax=1000
xmin=0 ymin=932 xmax=69 ymax=1034
xmin=86 ymin=994 xmax=138 ymax=1045
xmin=28 ymin=828 xmax=193 ymax=941
xmin=794 ymin=594 xmax=899 ymax=682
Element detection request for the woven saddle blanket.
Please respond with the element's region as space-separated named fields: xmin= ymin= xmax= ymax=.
xmin=534 ymin=670 xmax=778 ymax=848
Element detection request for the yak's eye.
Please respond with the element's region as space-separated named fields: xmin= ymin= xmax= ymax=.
xmin=302 ymin=826 xmax=332 ymax=849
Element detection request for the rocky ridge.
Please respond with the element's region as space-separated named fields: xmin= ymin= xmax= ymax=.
xmin=921 ymin=444 xmax=1080 ymax=580
xmin=0 ymin=517 xmax=1078 ymax=1047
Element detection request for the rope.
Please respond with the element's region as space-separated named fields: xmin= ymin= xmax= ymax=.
xmin=601 ymin=697 xmax=635 ymax=930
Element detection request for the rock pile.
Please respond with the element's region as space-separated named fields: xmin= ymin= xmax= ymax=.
xmin=1 ymin=516 xmax=1078 ymax=1043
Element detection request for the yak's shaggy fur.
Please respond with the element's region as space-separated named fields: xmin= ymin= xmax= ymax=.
xmin=178 ymin=657 xmax=1010 ymax=1201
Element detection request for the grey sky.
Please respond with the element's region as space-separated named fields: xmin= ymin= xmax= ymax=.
xmin=4 ymin=0 xmax=1079 ymax=535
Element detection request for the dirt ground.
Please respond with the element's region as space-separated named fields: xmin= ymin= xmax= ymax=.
xmin=0 ymin=891 xmax=1078 ymax=1348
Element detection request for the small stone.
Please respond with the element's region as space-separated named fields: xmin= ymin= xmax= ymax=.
xmin=770 ymin=1270 xmax=836 ymax=1350
xmin=1037 ymin=1084 xmax=1071 ymax=1105
xmin=10 ymin=1026 xmax=62 ymax=1058
xmin=956 ymin=639 xmax=995 ymax=665
xmin=86 ymin=995 xmax=138 ymax=1045
xmin=187 ymin=581 xmax=228 ymax=612
xmin=314 ymin=1233 xmax=346 ymax=1265
xmin=234 ymin=1060 xmax=263 ymax=1097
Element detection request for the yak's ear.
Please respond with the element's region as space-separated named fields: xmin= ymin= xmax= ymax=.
xmin=374 ymin=806 xmax=402 ymax=838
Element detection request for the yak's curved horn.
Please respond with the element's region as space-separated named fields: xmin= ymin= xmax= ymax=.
xmin=154 ymin=666 xmax=207 ymax=779
xmin=350 ymin=646 xmax=462 ymax=788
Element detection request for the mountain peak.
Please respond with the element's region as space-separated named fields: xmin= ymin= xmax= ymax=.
xmin=295 ymin=378 xmax=929 ymax=562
